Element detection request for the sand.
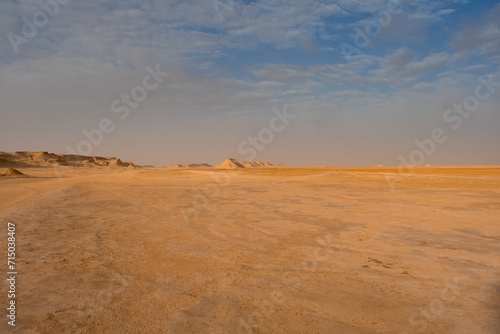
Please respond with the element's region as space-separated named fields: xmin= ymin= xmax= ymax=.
xmin=0 ymin=166 xmax=499 ymax=333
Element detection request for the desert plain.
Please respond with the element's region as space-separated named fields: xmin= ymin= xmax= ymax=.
xmin=1 ymin=161 xmax=499 ymax=333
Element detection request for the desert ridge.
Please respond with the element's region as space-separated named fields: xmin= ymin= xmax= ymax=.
xmin=168 ymin=163 xmax=213 ymax=169
xmin=0 ymin=152 xmax=284 ymax=170
xmin=0 ymin=151 xmax=137 ymax=168
xmin=241 ymin=161 xmax=283 ymax=167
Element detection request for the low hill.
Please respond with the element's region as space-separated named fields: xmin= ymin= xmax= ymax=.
xmin=216 ymin=158 xmax=245 ymax=169
xmin=168 ymin=163 xmax=213 ymax=169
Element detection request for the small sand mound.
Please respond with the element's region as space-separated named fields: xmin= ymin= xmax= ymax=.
xmin=216 ymin=158 xmax=245 ymax=169
xmin=0 ymin=168 xmax=27 ymax=177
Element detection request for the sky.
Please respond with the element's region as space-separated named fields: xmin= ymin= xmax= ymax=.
xmin=1 ymin=0 xmax=499 ymax=167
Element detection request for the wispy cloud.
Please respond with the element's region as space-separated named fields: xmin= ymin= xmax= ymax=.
xmin=451 ymin=4 xmax=500 ymax=57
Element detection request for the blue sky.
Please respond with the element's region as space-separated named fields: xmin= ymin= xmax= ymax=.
xmin=1 ymin=0 xmax=499 ymax=166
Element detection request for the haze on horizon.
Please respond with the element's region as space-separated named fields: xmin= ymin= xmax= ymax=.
xmin=1 ymin=0 xmax=499 ymax=167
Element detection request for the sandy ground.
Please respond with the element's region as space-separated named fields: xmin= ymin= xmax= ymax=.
xmin=1 ymin=166 xmax=499 ymax=333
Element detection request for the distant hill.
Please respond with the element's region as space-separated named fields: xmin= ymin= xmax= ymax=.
xmin=0 ymin=151 xmax=138 ymax=168
xmin=216 ymin=158 xmax=245 ymax=169
xmin=215 ymin=158 xmax=284 ymax=168
xmin=168 ymin=163 xmax=213 ymax=169
xmin=168 ymin=158 xmax=284 ymax=169
xmin=241 ymin=161 xmax=284 ymax=168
